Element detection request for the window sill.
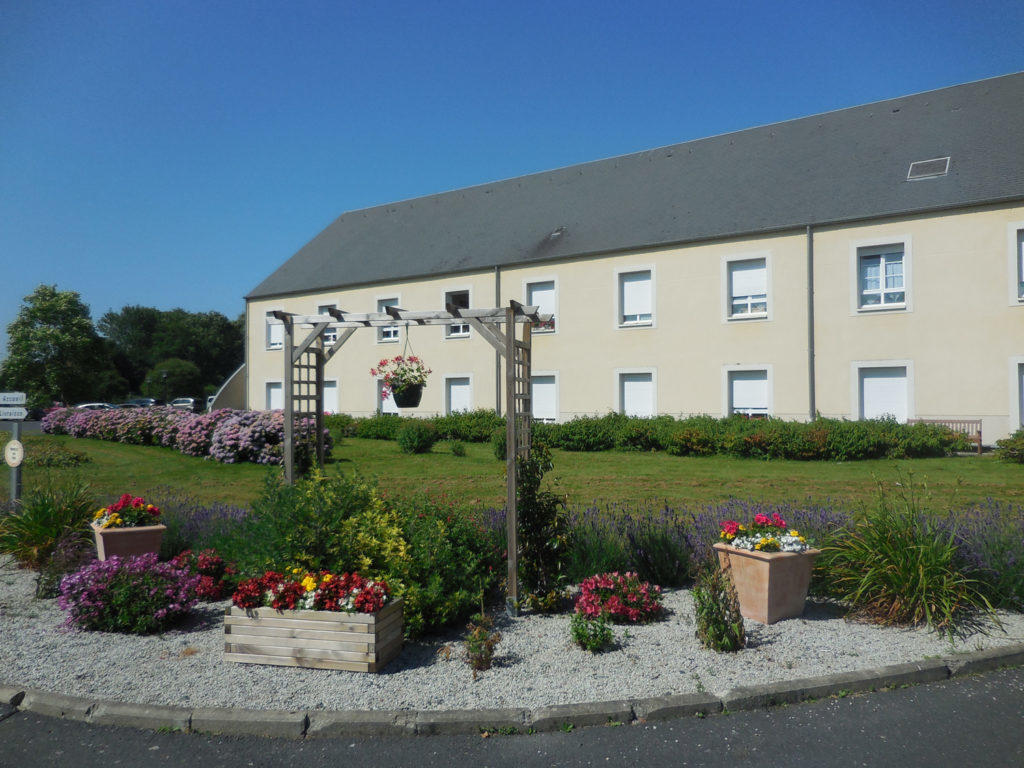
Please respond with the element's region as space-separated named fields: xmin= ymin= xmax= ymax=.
xmin=727 ymin=313 xmax=769 ymax=322
xmin=376 ymin=338 xmax=399 ymax=344
xmin=266 ymin=345 xmax=283 ymax=351
xmin=857 ymin=303 xmax=907 ymax=313
xmin=444 ymin=333 xmax=471 ymax=340
xmin=618 ymin=321 xmax=654 ymax=329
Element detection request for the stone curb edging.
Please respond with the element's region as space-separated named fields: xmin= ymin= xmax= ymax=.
xmin=3 ymin=643 xmax=1023 ymax=738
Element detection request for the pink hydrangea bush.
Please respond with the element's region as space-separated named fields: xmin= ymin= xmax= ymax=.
xmin=574 ymin=571 xmax=664 ymax=623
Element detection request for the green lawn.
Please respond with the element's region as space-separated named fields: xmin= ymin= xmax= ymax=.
xmin=3 ymin=431 xmax=1023 ymax=511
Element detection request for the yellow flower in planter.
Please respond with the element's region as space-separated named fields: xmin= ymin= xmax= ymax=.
xmin=301 ymin=575 xmax=318 ymax=592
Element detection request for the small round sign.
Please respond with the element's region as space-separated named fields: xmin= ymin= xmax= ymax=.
xmin=4 ymin=439 xmax=24 ymax=468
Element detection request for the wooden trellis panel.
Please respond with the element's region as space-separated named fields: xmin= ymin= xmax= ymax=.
xmin=271 ymin=301 xmax=548 ymax=615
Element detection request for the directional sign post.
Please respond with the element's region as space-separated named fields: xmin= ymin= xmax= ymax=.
xmin=1 ymin=393 xmax=26 ymax=504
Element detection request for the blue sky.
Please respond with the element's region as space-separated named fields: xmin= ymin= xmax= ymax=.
xmin=2 ymin=0 xmax=1022 ymax=366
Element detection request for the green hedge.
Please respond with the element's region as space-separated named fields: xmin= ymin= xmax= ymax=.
xmin=327 ymin=411 xmax=971 ymax=461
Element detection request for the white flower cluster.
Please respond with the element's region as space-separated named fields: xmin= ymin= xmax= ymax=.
xmin=729 ymin=533 xmax=809 ymax=553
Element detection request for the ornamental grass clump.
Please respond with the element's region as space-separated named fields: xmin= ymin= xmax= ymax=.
xmin=816 ymin=481 xmax=994 ymax=634
xmin=58 ymin=553 xmax=199 ymax=634
xmin=692 ymin=560 xmax=746 ymax=652
xmin=0 ymin=477 xmax=95 ymax=569
xmin=575 ymin=572 xmax=663 ymax=623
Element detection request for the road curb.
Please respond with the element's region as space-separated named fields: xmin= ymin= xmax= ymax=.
xmin=4 ymin=643 xmax=1024 ymax=738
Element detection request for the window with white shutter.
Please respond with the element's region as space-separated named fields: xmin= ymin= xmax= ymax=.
xmin=728 ymin=370 xmax=769 ymax=416
xmin=265 ymin=382 xmax=283 ymax=411
xmin=318 ymin=304 xmax=337 ymax=344
xmin=323 ymin=381 xmax=338 ymax=414
xmin=445 ymin=377 xmax=472 ymax=414
xmin=619 ymin=372 xmax=654 ymax=417
xmin=728 ymin=259 xmax=768 ymax=317
xmin=618 ymin=271 xmax=652 ymax=326
xmin=265 ymin=312 xmax=283 ymax=349
xmin=377 ymin=380 xmax=398 ymax=415
xmin=527 ymin=280 xmax=556 ymax=332
xmin=377 ymin=297 xmax=399 ymax=342
xmin=531 ymin=375 xmax=557 ymax=422
xmin=859 ymin=366 xmax=908 ymax=422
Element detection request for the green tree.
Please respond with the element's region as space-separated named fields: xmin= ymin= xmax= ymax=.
xmin=97 ymin=305 xmax=163 ymax=392
xmin=0 ymin=285 xmax=125 ymax=408
xmin=141 ymin=358 xmax=203 ymax=400
xmin=100 ymin=306 xmax=242 ymax=393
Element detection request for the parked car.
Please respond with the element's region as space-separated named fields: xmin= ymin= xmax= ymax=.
xmin=74 ymin=402 xmax=115 ymax=410
xmin=206 ymin=395 xmax=216 ymax=411
xmin=125 ymin=397 xmax=159 ymax=408
xmin=170 ymin=397 xmax=201 ymax=413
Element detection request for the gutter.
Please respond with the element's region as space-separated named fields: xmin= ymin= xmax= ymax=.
xmin=806 ymin=225 xmax=815 ymax=420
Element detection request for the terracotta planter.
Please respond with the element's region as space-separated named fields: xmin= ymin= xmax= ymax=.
xmin=224 ymin=599 xmax=403 ymax=673
xmin=392 ymin=385 xmax=423 ymax=408
xmin=713 ymin=543 xmax=820 ymax=624
xmin=91 ymin=522 xmax=166 ymax=561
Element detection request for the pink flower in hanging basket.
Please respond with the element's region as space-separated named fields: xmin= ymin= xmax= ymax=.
xmin=371 ymin=355 xmax=432 ymax=398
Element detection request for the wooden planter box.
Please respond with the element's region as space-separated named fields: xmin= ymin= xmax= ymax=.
xmin=714 ymin=543 xmax=820 ymax=624
xmin=91 ymin=522 xmax=166 ymax=561
xmin=223 ymin=599 xmax=403 ymax=673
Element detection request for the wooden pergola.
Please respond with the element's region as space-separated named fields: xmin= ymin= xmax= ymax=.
xmin=269 ymin=300 xmax=550 ymax=614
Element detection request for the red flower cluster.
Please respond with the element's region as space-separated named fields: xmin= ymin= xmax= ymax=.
xmin=575 ymin=572 xmax=663 ymax=624
xmin=753 ymin=512 xmax=787 ymax=528
xmin=171 ymin=549 xmax=238 ymax=601
xmin=231 ymin=570 xmax=390 ymax=614
xmin=313 ymin=572 xmax=389 ymax=614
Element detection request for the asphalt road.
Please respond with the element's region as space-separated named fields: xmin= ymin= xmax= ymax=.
xmin=1 ymin=667 xmax=1022 ymax=768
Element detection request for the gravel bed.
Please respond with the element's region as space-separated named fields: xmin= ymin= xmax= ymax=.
xmin=2 ymin=563 xmax=1023 ymax=712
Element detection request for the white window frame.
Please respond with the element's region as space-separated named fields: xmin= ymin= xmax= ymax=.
xmin=849 ymin=236 xmax=912 ymax=313
xmin=530 ymin=370 xmax=559 ymax=423
xmin=322 ymin=379 xmax=339 ymax=415
xmin=1008 ymin=222 xmax=1024 ymax=306
xmin=264 ymin=308 xmax=284 ymax=350
xmin=614 ymin=367 xmax=657 ymax=416
xmin=850 ymin=359 xmax=914 ymax=422
xmin=264 ymin=380 xmax=283 ymax=411
xmin=615 ymin=266 xmax=656 ymax=329
xmin=721 ymin=364 xmax=774 ymax=417
xmin=721 ymin=252 xmax=772 ymax=322
xmin=317 ymin=303 xmax=338 ymax=344
xmin=443 ymin=287 xmax=472 ymax=339
xmin=524 ymin=276 xmax=558 ymax=334
xmin=1009 ymin=355 xmax=1024 ymax=431
xmin=443 ymin=373 xmax=473 ymax=415
xmin=376 ymin=294 xmax=401 ymax=343
xmin=375 ymin=378 xmax=398 ymax=415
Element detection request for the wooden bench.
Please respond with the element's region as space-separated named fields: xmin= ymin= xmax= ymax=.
xmin=907 ymin=419 xmax=983 ymax=454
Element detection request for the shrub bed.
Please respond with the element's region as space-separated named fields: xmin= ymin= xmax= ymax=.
xmin=328 ymin=410 xmax=971 ymax=461
xmin=42 ymin=406 xmax=331 ymax=467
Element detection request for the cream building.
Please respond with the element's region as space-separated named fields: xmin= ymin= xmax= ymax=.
xmin=243 ymin=73 xmax=1024 ymax=443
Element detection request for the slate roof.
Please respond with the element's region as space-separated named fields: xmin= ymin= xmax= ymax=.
xmin=247 ymin=72 xmax=1024 ymax=300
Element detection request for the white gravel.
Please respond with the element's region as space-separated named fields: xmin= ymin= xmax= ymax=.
xmin=2 ymin=562 xmax=1022 ymax=712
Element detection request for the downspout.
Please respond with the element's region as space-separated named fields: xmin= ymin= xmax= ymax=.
xmin=806 ymin=225 xmax=816 ymax=420
xmin=244 ymin=301 xmax=250 ymax=410
xmin=494 ymin=265 xmax=502 ymax=415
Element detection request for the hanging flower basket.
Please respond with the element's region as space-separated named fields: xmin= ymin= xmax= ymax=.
xmin=371 ymin=355 xmax=431 ymax=407
xmin=392 ymin=384 xmax=424 ymax=408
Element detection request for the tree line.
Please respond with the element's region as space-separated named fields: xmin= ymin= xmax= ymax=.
xmin=0 ymin=285 xmax=243 ymax=409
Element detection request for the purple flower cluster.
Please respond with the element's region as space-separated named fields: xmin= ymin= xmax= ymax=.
xmin=57 ymin=553 xmax=200 ymax=634
xmin=175 ymin=409 xmax=239 ymax=456
xmin=208 ymin=409 xmax=330 ymax=466
xmin=42 ymin=407 xmax=332 ymax=467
